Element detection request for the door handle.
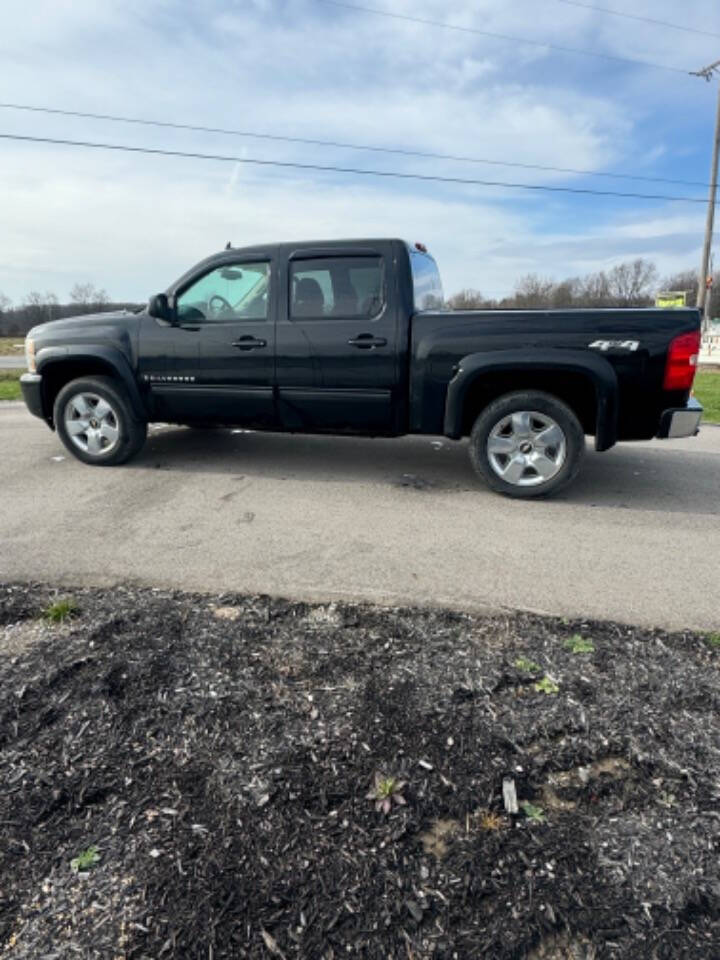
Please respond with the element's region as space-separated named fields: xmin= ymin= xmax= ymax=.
xmin=348 ymin=334 xmax=387 ymax=349
xmin=232 ymin=336 xmax=267 ymax=350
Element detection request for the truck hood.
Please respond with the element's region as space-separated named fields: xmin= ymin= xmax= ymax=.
xmin=28 ymin=310 xmax=139 ymax=340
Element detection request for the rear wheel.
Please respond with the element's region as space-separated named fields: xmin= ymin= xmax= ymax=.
xmin=469 ymin=391 xmax=585 ymax=498
xmin=54 ymin=376 xmax=147 ymax=466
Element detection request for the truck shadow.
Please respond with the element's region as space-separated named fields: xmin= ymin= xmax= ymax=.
xmin=134 ymin=426 xmax=719 ymax=517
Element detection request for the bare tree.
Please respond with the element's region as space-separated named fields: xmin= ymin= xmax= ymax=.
xmin=22 ymin=292 xmax=47 ymax=326
xmin=511 ymin=275 xmax=557 ymax=309
xmin=576 ymin=270 xmax=611 ymax=307
xmin=44 ymin=292 xmax=59 ymax=321
xmin=446 ymin=288 xmax=493 ymax=310
xmin=447 ymin=258 xmax=664 ymax=311
xmin=606 ymin=258 xmax=657 ymax=306
xmin=69 ymin=283 xmax=110 ymax=314
xmin=22 ymin=291 xmax=59 ymax=324
xmin=0 ymin=293 xmax=13 ymax=334
xmin=550 ymin=279 xmax=580 ymax=308
xmin=1 ymin=288 xmax=142 ymax=336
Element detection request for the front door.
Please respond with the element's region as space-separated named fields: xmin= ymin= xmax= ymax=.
xmin=139 ymin=258 xmax=276 ymax=427
xmin=275 ymin=250 xmax=400 ymax=434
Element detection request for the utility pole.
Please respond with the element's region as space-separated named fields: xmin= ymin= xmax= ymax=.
xmin=691 ymin=59 xmax=720 ymax=337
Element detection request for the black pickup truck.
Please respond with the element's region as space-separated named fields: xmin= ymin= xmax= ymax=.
xmin=21 ymin=238 xmax=702 ymax=498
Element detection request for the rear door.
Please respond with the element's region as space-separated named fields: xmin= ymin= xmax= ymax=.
xmin=139 ymin=255 xmax=277 ymax=427
xmin=275 ymin=244 xmax=402 ymax=434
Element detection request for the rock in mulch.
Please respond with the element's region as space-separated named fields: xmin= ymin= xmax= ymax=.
xmin=0 ymin=582 xmax=718 ymax=959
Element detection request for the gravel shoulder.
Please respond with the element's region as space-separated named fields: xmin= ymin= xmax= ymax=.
xmin=1 ymin=583 xmax=718 ymax=959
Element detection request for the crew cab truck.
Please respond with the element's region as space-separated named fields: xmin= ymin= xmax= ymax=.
xmin=20 ymin=238 xmax=703 ymax=498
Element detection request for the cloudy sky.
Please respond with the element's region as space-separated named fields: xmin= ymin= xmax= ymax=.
xmin=0 ymin=0 xmax=718 ymax=303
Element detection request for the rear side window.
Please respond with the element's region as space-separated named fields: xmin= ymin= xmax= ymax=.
xmin=409 ymin=248 xmax=444 ymax=310
xmin=290 ymin=257 xmax=384 ymax=319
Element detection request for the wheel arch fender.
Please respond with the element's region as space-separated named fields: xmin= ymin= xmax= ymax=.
xmin=37 ymin=345 xmax=147 ymax=422
xmin=443 ymin=348 xmax=619 ymax=451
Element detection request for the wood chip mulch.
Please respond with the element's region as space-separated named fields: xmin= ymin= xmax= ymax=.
xmin=0 ymin=583 xmax=718 ymax=959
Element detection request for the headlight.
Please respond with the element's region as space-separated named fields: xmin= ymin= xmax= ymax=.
xmin=25 ymin=337 xmax=36 ymax=373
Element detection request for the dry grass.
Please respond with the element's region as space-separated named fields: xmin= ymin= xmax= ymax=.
xmin=0 ymin=337 xmax=24 ymax=354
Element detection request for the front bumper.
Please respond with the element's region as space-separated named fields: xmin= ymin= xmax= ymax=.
xmin=20 ymin=373 xmax=45 ymax=420
xmin=656 ymin=396 xmax=703 ymax=439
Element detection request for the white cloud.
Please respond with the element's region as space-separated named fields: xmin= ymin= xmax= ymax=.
xmin=0 ymin=0 xmax=712 ymax=302
xmin=0 ymin=145 xmax=704 ymax=301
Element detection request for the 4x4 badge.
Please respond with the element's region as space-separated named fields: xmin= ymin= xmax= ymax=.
xmin=588 ymin=340 xmax=639 ymax=352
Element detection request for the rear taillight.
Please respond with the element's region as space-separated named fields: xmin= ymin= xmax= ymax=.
xmin=663 ymin=331 xmax=700 ymax=391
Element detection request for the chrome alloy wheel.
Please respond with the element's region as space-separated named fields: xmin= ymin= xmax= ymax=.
xmin=63 ymin=392 xmax=121 ymax=457
xmin=486 ymin=410 xmax=567 ymax=487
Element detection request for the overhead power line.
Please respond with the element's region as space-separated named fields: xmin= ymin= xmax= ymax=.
xmin=555 ymin=0 xmax=720 ymax=40
xmin=0 ymin=132 xmax=715 ymax=205
xmin=0 ymin=102 xmax=711 ymax=190
xmin=318 ymin=0 xmax=691 ymax=75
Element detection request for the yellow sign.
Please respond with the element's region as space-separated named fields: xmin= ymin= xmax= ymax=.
xmin=656 ymin=291 xmax=687 ymax=308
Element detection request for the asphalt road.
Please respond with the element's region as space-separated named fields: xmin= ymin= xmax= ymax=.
xmin=0 ymin=356 xmax=24 ymax=369
xmin=1 ymin=403 xmax=718 ymax=632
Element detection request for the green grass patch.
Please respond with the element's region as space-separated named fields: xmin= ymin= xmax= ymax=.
xmin=0 ymin=337 xmax=24 ymax=355
xmin=694 ymin=370 xmax=720 ymax=424
xmin=0 ymin=370 xmax=22 ymax=401
xmin=43 ymin=597 xmax=79 ymax=623
xmin=705 ymin=633 xmax=720 ymax=649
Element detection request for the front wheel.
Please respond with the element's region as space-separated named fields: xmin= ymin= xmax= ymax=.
xmin=469 ymin=391 xmax=585 ymax=498
xmin=54 ymin=376 xmax=147 ymax=466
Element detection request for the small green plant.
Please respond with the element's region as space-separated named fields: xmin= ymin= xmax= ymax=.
xmin=563 ymin=634 xmax=595 ymax=654
xmin=70 ymin=845 xmax=100 ymax=872
xmin=43 ymin=597 xmax=78 ymax=623
xmin=520 ymin=801 xmax=545 ymax=823
xmin=366 ymin=773 xmax=407 ymax=814
xmin=705 ymin=633 xmax=720 ymax=649
xmin=514 ymin=657 xmax=541 ymax=674
xmin=534 ymin=675 xmax=559 ymax=695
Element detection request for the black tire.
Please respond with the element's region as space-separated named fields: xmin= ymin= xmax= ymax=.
xmin=54 ymin=376 xmax=147 ymax=466
xmin=469 ymin=390 xmax=585 ymax=498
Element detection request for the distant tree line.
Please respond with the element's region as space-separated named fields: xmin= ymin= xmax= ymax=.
xmin=446 ymin=259 xmax=720 ymax=315
xmin=0 ymin=284 xmax=143 ymax=336
xmin=1 ymin=260 xmax=717 ymax=336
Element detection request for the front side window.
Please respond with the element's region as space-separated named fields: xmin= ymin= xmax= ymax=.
xmin=290 ymin=257 xmax=384 ymax=319
xmin=177 ymin=262 xmax=270 ymax=322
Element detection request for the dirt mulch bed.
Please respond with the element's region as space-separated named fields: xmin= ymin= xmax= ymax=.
xmin=0 ymin=583 xmax=718 ymax=959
